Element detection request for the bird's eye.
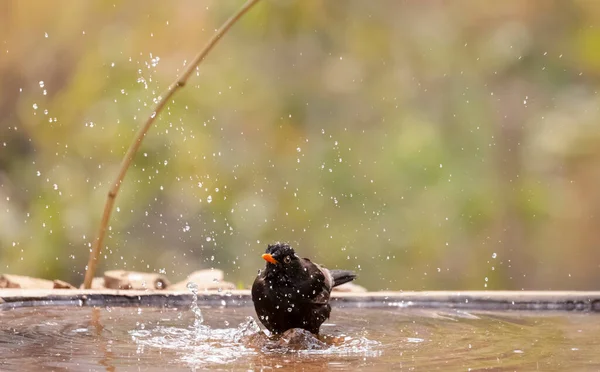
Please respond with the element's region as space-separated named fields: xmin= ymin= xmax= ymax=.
xmin=283 ymin=255 xmax=291 ymax=264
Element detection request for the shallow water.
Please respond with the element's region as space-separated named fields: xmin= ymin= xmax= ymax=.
xmin=1 ymin=305 xmax=600 ymax=371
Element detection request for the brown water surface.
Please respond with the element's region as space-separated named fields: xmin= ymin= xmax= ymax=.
xmin=1 ymin=306 xmax=599 ymax=371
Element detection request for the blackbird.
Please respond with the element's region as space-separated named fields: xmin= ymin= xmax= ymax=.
xmin=251 ymin=243 xmax=357 ymax=335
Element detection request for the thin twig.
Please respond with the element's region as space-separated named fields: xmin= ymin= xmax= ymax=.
xmin=83 ymin=0 xmax=262 ymax=289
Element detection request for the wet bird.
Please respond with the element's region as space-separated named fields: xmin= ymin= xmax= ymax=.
xmin=251 ymin=243 xmax=357 ymax=335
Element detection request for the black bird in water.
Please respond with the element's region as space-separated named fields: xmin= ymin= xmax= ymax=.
xmin=251 ymin=243 xmax=357 ymax=335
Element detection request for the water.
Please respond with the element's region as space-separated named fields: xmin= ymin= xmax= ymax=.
xmin=1 ymin=305 xmax=600 ymax=371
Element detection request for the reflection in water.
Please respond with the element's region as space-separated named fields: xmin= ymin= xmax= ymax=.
xmin=0 ymin=306 xmax=600 ymax=371
xmin=91 ymin=307 xmax=116 ymax=372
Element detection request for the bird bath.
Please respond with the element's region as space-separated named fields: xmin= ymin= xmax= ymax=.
xmin=1 ymin=290 xmax=600 ymax=371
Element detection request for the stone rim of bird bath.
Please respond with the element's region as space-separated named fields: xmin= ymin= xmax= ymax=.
xmin=1 ymin=289 xmax=600 ymax=312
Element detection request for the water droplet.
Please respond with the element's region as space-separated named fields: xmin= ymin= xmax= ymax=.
xmin=186 ymin=282 xmax=198 ymax=294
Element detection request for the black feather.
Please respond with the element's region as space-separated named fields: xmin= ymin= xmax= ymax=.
xmin=329 ymin=269 xmax=357 ymax=287
xmin=252 ymin=243 xmax=358 ymax=335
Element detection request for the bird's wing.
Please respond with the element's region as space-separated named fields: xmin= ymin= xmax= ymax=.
xmin=298 ymin=258 xmax=333 ymax=305
xmin=314 ymin=263 xmax=334 ymax=290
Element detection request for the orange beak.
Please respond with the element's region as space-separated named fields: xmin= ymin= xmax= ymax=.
xmin=262 ymin=253 xmax=278 ymax=264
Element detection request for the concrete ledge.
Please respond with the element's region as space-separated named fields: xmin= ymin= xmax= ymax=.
xmin=1 ymin=289 xmax=600 ymax=311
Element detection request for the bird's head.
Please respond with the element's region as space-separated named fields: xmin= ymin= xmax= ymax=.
xmin=261 ymin=243 xmax=300 ymax=272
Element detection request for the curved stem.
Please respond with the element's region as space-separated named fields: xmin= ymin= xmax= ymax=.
xmin=83 ymin=0 xmax=262 ymax=289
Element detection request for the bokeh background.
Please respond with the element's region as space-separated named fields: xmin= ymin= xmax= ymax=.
xmin=2 ymin=0 xmax=600 ymax=291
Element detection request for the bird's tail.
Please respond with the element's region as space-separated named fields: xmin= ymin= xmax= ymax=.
xmin=329 ymin=270 xmax=357 ymax=287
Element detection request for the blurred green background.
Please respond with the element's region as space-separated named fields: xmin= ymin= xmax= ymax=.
xmin=2 ymin=0 xmax=600 ymax=291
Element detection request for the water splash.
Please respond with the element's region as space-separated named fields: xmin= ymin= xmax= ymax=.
xmin=130 ymin=318 xmax=260 ymax=365
xmin=128 ymin=288 xmax=381 ymax=367
xmin=186 ymin=282 xmax=204 ymax=327
xmin=186 ymin=281 xmax=211 ymax=343
xmin=235 ymin=316 xmax=261 ymax=338
xmin=131 ymin=312 xmax=380 ymax=367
